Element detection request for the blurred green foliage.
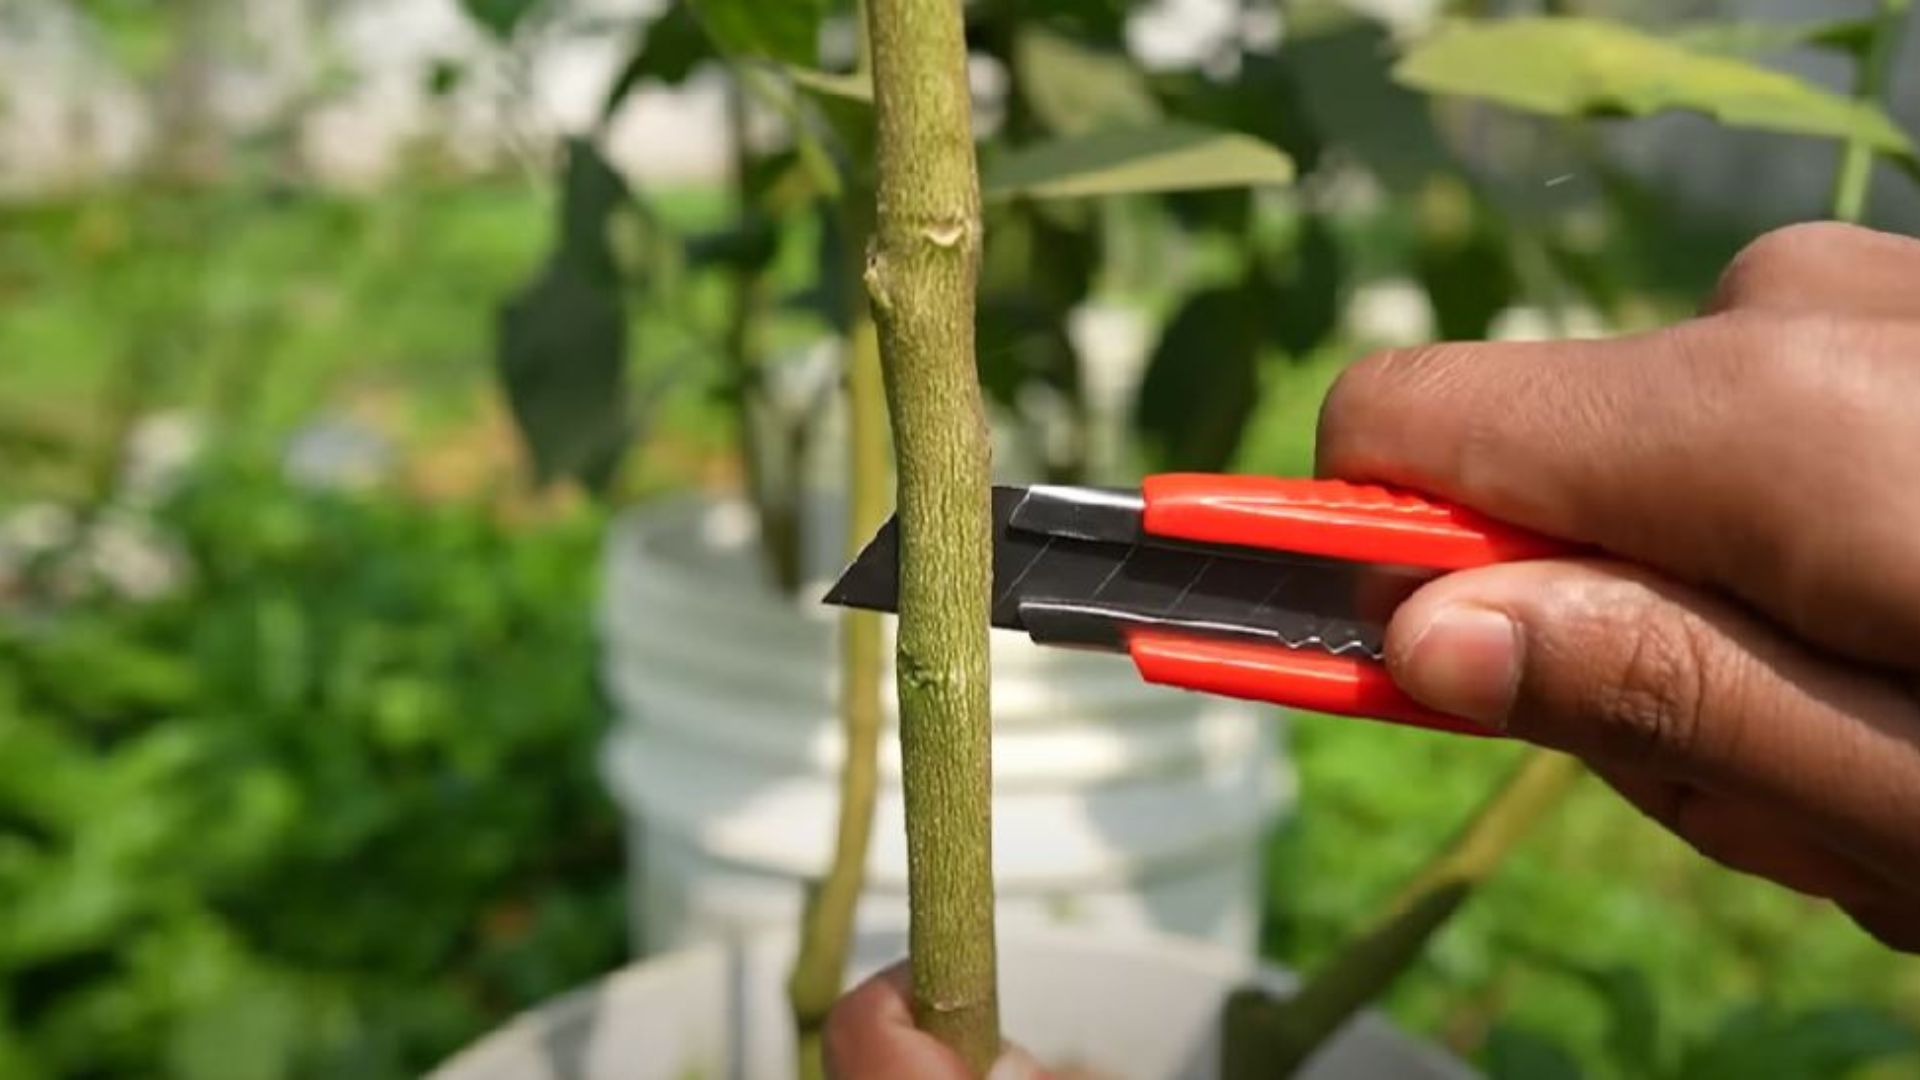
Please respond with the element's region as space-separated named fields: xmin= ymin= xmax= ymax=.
xmin=0 ymin=462 xmax=623 ymax=1079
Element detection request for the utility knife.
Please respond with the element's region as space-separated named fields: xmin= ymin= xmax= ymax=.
xmin=823 ymin=474 xmax=1575 ymax=737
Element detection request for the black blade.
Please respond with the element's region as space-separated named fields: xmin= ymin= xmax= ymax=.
xmin=823 ymin=487 xmax=1432 ymax=660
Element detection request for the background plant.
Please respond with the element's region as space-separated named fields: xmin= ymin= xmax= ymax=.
xmin=4 ymin=0 xmax=1920 ymax=1077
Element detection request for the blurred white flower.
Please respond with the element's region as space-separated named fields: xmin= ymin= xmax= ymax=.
xmin=1347 ymin=278 xmax=1435 ymax=347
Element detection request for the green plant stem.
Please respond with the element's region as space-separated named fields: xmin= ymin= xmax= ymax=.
xmin=863 ymin=0 xmax=1001 ymax=1072
xmin=722 ymin=76 xmax=802 ymax=593
xmin=1832 ymin=0 xmax=1911 ymax=223
xmin=1224 ymin=750 xmax=1584 ymax=1079
xmin=789 ymin=219 xmax=892 ymax=1080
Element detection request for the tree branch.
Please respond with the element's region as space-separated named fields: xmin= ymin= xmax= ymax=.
xmin=1224 ymin=750 xmax=1584 ymax=1079
xmin=863 ymin=0 xmax=1001 ymax=1071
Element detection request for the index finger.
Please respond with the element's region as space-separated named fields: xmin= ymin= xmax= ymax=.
xmin=1315 ymin=315 xmax=1920 ymax=669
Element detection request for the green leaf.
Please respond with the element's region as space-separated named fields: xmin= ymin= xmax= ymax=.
xmin=689 ymin=0 xmax=828 ymax=65
xmin=1135 ymin=285 xmax=1264 ymax=472
xmin=1262 ymin=213 xmax=1345 ymax=357
xmin=1276 ymin=21 xmax=1453 ymax=192
xmin=1014 ymin=27 xmax=1160 ymax=137
xmin=1681 ymin=1004 xmax=1920 ymax=1080
xmin=495 ymin=140 xmax=633 ymax=493
xmin=1394 ymin=17 xmax=1915 ymax=158
xmin=976 ymin=205 xmax=1097 ymax=423
xmin=459 ymin=0 xmax=542 ymax=40
xmin=1414 ymin=178 xmax=1516 ymax=341
xmin=603 ymin=3 xmax=713 ymax=119
xmin=1670 ymin=18 xmax=1877 ymax=58
xmin=1485 ymin=1026 xmax=1585 ymax=1080
xmin=984 ymin=123 xmax=1294 ymax=201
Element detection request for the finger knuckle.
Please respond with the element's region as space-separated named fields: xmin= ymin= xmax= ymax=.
xmin=1591 ymin=614 xmax=1721 ymax=769
xmin=1711 ymin=222 xmax=1868 ymax=310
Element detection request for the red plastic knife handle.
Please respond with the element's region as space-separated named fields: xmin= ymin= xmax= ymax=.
xmin=1130 ymin=474 xmax=1576 ymax=735
xmin=1127 ymin=630 xmax=1494 ymax=738
xmin=1141 ymin=474 xmax=1576 ymax=570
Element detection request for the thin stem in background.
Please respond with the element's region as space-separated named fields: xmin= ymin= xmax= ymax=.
xmin=863 ymin=0 xmax=1001 ymax=1069
xmin=1832 ymin=0 xmax=1912 ymax=223
xmin=788 ymin=300 xmax=889 ymax=1080
xmin=1225 ymin=750 xmax=1584 ymax=1079
xmin=788 ymin=8 xmax=894 ymax=1071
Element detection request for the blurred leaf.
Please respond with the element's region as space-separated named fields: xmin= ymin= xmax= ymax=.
xmin=1671 ymin=18 xmax=1877 ymax=57
xmin=1395 ymin=17 xmax=1915 ymax=158
xmin=1516 ymin=943 xmax=1662 ymax=1075
xmin=985 ymin=124 xmax=1294 ymax=201
xmin=1263 ymin=213 xmax=1345 ymax=357
xmin=976 ymin=206 xmax=1096 ymax=415
xmin=1588 ymin=967 xmax=1660 ymax=1074
xmin=689 ymin=0 xmax=828 ymax=64
xmin=684 ymin=217 xmax=780 ymax=274
xmin=1414 ymin=178 xmax=1516 ymax=341
xmin=167 ymin=973 xmax=302 ymax=1080
xmin=1135 ymin=285 xmax=1263 ymax=471
xmin=496 ymin=140 xmax=633 ymax=492
xmin=497 ymin=266 xmax=628 ymax=492
xmin=1681 ymin=1005 xmax=1920 ymax=1080
xmin=426 ymin=59 xmax=466 ymax=98
xmin=1486 ymin=1026 xmax=1585 ymax=1080
xmin=603 ymin=2 xmax=712 ymax=118
xmin=1282 ymin=21 xmax=1453 ymax=192
xmin=1015 ymin=26 xmax=1160 ymax=137
xmin=459 ymin=0 xmax=542 ymax=40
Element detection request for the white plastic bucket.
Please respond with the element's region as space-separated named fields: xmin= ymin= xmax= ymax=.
xmin=430 ymin=924 xmax=1476 ymax=1080
xmin=598 ymin=496 xmax=1289 ymax=956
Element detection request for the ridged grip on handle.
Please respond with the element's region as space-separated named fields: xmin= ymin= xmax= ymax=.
xmin=1127 ymin=630 xmax=1495 ymax=738
xmin=1142 ymin=474 xmax=1576 ymax=571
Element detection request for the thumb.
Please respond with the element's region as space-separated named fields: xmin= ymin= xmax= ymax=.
xmin=1381 ymin=559 xmax=1920 ymax=876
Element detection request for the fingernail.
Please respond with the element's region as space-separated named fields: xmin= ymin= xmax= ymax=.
xmin=1396 ymin=605 xmax=1520 ymax=728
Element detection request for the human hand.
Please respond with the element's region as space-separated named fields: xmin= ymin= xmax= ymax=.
xmin=1315 ymin=222 xmax=1920 ymax=950
xmin=823 ymin=962 xmax=1050 ymax=1080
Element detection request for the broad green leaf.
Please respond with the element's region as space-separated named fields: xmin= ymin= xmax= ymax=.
xmin=984 ymin=124 xmax=1294 ymax=201
xmin=1395 ymin=17 xmax=1915 ymax=158
xmin=604 ymin=2 xmax=713 ymax=119
xmin=690 ymin=0 xmax=828 ymax=65
xmin=1015 ymin=27 xmax=1160 ymax=137
xmin=459 ymin=0 xmax=543 ymax=40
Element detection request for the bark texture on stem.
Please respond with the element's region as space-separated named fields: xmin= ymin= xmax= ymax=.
xmin=863 ymin=0 xmax=1001 ymax=1071
xmin=1224 ymin=750 xmax=1583 ymax=1079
